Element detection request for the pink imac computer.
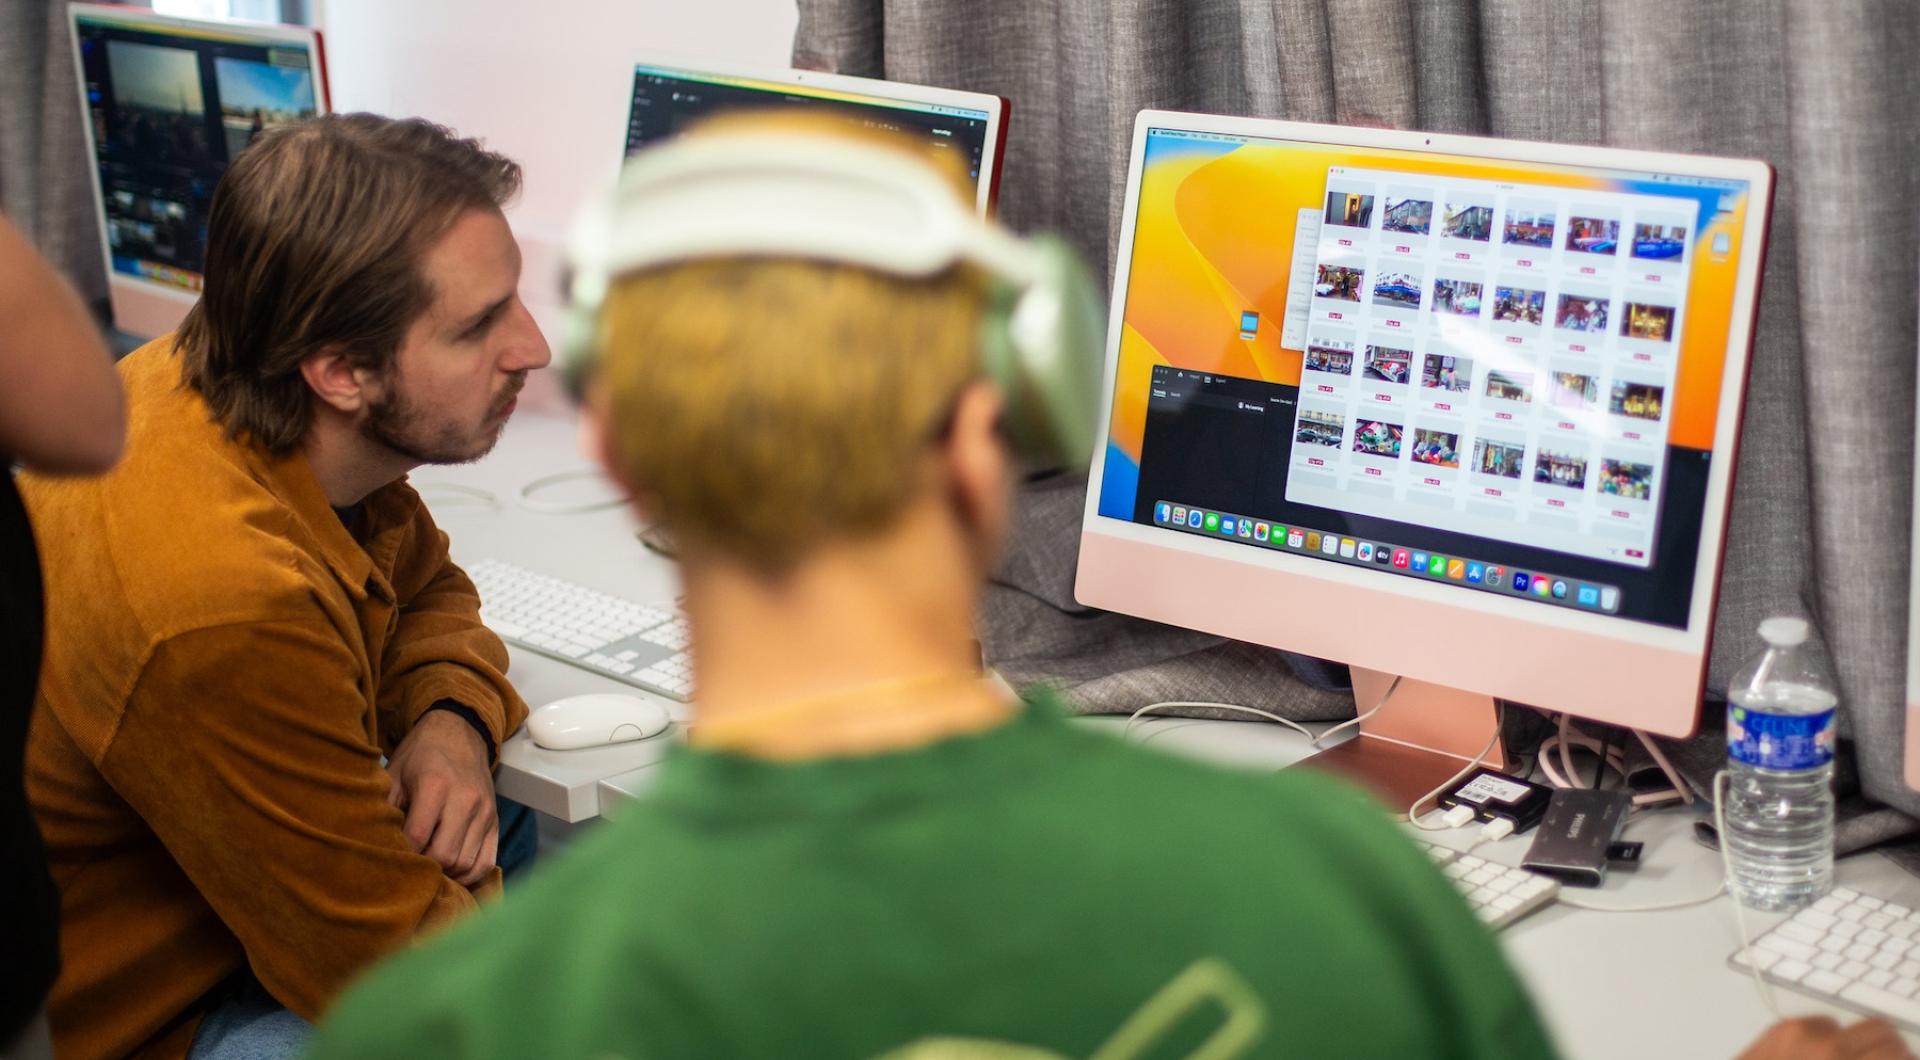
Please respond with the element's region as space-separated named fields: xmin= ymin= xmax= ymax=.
xmin=1077 ymin=111 xmax=1774 ymax=803
xmin=68 ymin=4 xmax=329 ymax=339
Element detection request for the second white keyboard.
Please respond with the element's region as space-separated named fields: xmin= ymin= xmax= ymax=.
xmin=1416 ymin=840 xmax=1560 ymax=930
xmin=468 ymin=558 xmax=693 ymax=701
xmin=1732 ymin=886 xmax=1920 ymax=1031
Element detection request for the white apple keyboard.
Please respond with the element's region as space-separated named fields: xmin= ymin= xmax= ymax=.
xmin=468 ymin=558 xmax=692 ymax=701
xmin=1414 ymin=840 xmax=1560 ymax=930
xmin=1732 ymin=886 xmax=1920 ymax=1031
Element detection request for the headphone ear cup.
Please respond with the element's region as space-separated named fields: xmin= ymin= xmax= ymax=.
xmin=979 ymin=234 xmax=1106 ymax=473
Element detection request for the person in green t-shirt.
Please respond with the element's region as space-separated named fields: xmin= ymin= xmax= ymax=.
xmin=306 ymin=115 xmax=1894 ymax=1060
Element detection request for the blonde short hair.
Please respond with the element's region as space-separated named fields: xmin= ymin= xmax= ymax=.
xmin=590 ymin=117 xmax=989 ymax=574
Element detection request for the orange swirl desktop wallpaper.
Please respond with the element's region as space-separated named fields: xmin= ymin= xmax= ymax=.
xmin=1096 ymin=131 xmax=1755 ymax=520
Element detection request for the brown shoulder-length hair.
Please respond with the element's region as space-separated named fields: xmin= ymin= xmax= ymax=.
xmin=176 ymin=113 xmax=521 ymax=454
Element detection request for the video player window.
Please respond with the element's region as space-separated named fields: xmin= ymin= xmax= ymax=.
xmin=75 ymin=17 xmax=318 ymax=291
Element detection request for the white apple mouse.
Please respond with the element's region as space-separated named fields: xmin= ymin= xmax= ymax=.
xmin=528 ymin=693 xmax=671 ymax=750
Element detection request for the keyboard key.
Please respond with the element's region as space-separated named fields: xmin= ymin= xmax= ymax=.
xmin=1794 ymin=909 xmax=1838 ymax=931
xmin=1866 ymin=969 xmax=1896 ymax=988
xmin=1734 ymin=947 xmax=1782 ymax=972
xmin=1760 ymin=934 xmax=1818 ymax=962
xmin=1778 ymin=921 xmax=1825 ymax=945
xmin=1770 ymin=959 xmax=1813 ymax=984
xmin=1868 ymin=912 xmax=1896 ymax=931
xmin=1803 ymin=969 xmax=1851 ymax=996
xmin=1814 ymin=953 xmax=1843 ymax=970
xmin=1895 ymin=977 xmax=1919 ymax=998
xmin=1840 ymin=959 xmax=1871 ymax=979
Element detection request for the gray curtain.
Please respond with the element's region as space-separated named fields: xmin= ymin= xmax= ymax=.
xmin=795 ymin=0 xmax=1920 ymax=816
xmin=0 ymin=0 xmax=109 ymax=303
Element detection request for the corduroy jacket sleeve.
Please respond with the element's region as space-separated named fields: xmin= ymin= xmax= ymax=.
xmin=99 ymin=615 xmax=487 ymax=1022
xmin=375 ymin=515 xmax=528 ymax=757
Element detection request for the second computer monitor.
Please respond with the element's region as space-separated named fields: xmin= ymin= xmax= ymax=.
xmin=621 ymin=58 xmax=1008 ymax=217
xmin=68 ymin=4 xmax=329 ymax=338
xmin=1077 ymin=112 xmax=1773 ymax=739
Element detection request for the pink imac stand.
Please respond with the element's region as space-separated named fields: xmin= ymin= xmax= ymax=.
xmin=1302 ymin=668 xmax=1508 ymax=812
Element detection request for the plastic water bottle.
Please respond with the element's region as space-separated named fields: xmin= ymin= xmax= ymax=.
xmin=1723 ymin=617 xmax=1837 ymax=912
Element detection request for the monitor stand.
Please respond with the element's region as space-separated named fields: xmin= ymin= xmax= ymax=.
xmin=1301 ymin=667 xmax=1507 ymax=816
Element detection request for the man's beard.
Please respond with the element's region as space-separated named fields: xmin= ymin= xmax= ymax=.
xmin=362 ymin=375 xmax=524 ymax=466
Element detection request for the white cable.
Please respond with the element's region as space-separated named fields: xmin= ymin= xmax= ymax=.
xmin=1716 ymin=769 xmax=1783 ymax=1016
xmin=1311 ymin=675 xmax=1402 ymax=749
xmin=414 ymin=483 xmax=501 ymax=509
xmin=1555 ymin=881 xmax=1727 ymax=913
xmin=1124 ymin=701 xmax=1314 ymax=742
xmin=1538 ymin=714 xmax=1627 ymax=789
xmin=518 ymin=468 xmax=630 ymax=514
xmin=1632 ymin=728 xmax=1697 ymax=805
xmin=1407 ymin=704 xmax=1505 ymax=831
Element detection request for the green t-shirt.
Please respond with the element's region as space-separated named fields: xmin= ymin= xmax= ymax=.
xmin=311 ymin=698 xmax=1556 ymax=1059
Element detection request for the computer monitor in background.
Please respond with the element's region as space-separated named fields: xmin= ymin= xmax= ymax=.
xmin=1078 ymin=112 xmax=1773 ymax=802
xmin=621 ymin=58 xmax=1008 ymax=217
xmin=68 ymin=3 xmax=328 ymax=338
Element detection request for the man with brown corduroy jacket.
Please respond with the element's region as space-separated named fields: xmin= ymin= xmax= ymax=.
xmin=19 ymin=113 xmax=550 ymax=1060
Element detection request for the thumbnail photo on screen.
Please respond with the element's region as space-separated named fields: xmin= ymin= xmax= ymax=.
xmin=214 ymin=56 xmax=316 ymax=159
xmin=1623 ymin=303 xmax=1677 ymax=342
xmin=1493 ymin=286 xmax=1546 ymax=325
xmin=1306 ymin=339 xmax=1355 ymax=376
xmin=1550 ymin=371 xmax=1600 ymax=412
xmin=1485 ymin=370 xmax=1534 ymax=403
xmin=1326 ymin=191 xmax=1375 ymax=228
xmin=1565 ymin=215 xmax=1620 ymax=255
xmin=1363 ymin=345 xmax=1413 ymax=384
xmin=1441 ymin=202 xmax=1493 ymax=242
xmin=1372 ymin=271 xmax=1422 ymax=309
xmin=1474 ymin=438 xmax=1526 ymax=479
xmin=1632 ymin=222 xmax=1688 ymax=260
xmin=1599 ymin=458 xmax=1655 ymax=500
xmin=1502 ymin=202 xmax=1556 ymax=247
xmin=1432 ymin=277 xmax=1483 ymax=317
xmin=1353 ymin=419 xmax=1404 ymax=458
xmin=1411 ymin=428 xmax=1461 ymax=468
xmin=1609 ymin=382 xmax=1666 ymax=420
xmin=1295 ymin=409 xmax=1346 ymax=447
xmin=1534 ymin=448 xmax=1589 ymax=489
xmin=1421 ymin=353 xmax=1472 ymax=393
xmin=105 ymin=40 xmax=209 ymax=169
xmin=1555 ymin=293 xmax=1610 ymax=333
xmin=1382 ymin=193 xmax=1432 ymax=235
xmin=1315 ymin=264 xmax=1365 ymax=301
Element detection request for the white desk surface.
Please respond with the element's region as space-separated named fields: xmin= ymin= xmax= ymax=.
xmin=416 ymin=408 xmax=1918 ymax=1060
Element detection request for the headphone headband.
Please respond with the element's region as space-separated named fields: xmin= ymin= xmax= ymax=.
xmin=561 ymin=127 xmax=1104 ymax=471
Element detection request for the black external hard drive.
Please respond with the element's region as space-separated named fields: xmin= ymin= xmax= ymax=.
xmin=1520 ymin=788 xmax=1632 ymax=887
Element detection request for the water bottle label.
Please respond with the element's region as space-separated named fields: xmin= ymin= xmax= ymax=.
xmin=1727 ymin=704 xmax=1835 ymax=770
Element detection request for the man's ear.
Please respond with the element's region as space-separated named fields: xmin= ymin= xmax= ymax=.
xmin=299 ymin=344 xmax=376 ymax=415
xmin=940 ymin=380 xmax=1013 ymax=557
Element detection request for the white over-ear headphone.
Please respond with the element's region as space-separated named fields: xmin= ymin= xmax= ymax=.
xmin=560 ymin=128 xmax=1106 ymax=471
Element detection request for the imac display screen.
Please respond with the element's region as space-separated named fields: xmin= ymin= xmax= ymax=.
xmin=1095 ymin=128 xmax=1759 ymax=630
xmin=623 ymin=64 xmax=995 ymax=200
xmin=73 ymin=13 xmax=320 ymax=292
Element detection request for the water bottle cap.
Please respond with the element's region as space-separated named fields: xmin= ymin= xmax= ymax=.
xmin=1758 ymin=616 xmax=1809 ymax=646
